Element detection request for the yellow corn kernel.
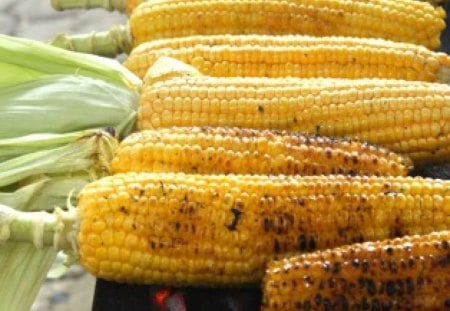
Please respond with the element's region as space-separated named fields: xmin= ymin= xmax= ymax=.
xmin=112 ymin=127 xmax=412 ymax=176
xmin=130 ymin=0 xmax=446 ymax=50
xmin=138 ymin=58 xmax=450 ymax=164
xmin=78 ymin=172 xmax=450 ymax=286
xmin=262 ymin=231 xmax=450 ymax=311
xmin=124 ymin=34 xmax=450 ymax=82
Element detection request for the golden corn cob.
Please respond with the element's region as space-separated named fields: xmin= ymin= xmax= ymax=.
xmin=130 ymin=0 xmax=446 ymax=50
xmin=138 ymin=57 xmax=450 ymax=164
xmin=111 ymin=127 xmax=412 ymax=176
xmin=49 ymin=0 xmax=447 ymax=56
xmin=50 ymin=0 xmax=450 ymax=15
xmin=124 ymin=35 xmax=450 ymax=82
xmin=78 ymin=172 xmax=450 ymax=285
xmin=262 ymin=230 xmax=450 ymax=311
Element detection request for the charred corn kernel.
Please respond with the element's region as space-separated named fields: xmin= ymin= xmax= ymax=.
xmin=124 ymin=35 xmax=450 ymax=82
xmin=130 ymin=0 xmax=446 ymax=50
xmin=262 ymin=231 xmax=450 ymax=311
xmin=111 ymin=127 xmax=412 ymax=176
xmin=78 ymin=172 xmax=450 ymax=286
xmin=138 ymin=58 xmax=450 ymax=164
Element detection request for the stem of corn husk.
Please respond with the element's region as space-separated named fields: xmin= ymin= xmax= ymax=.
xmin=0 ymin=205 xmax=77 ymax=252
xmin=51 ymin=0 xmax=126 ymax=12
xmin=0 ymin=130 xmax=117 ymax=311
xmin=51 ymin=25 xmax=132 ymax=57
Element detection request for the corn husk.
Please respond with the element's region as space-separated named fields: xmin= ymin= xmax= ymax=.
xmin=0 ymin=130 xmax=117 ymax=311
xmin=0 ymin=130 xmax=117 ymax=188
xmin=0 ymin=74 xmax=137 ymax=140
xmin=0 ymin=132 xmax=95 ymax=162
xmin=0 ymin=34 xmax=140 ymax=89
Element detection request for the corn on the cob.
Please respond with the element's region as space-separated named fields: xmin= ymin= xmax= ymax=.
xmin=50 ymin=0 xmax=450 ymax=15
xmin=124 ymin=35 xmax=450 ymax=82
xmin=112 ymin=127 xmax=412 ymax=176
xmin=130 ymin=0 xmax=445 ymax=50
xmin=50 ymin=0 xmax=447 ymax=57
xmin=139 ymin=57 xmax=450 ymax=164
xmin=74 ymin=173 xmax=450 ymax=285
xmin=262 ymin=231 xmax=450 ymax=311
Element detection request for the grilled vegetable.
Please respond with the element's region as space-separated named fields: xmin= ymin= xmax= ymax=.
xmin=1 ymin=173 xmax=449 ymax=286
xmin=262 ymin=230 xmax=450 ymax=311
xmin=138 ymin=57 xmax=450 ymax=164
xmin=51 ymin=0 xmax=450 ymax=15
xmin=112 ymin=127 xmax=412 ymax=176
xmin=123 ymin=35 xmax=450 ymax=82
xmin=50 ymin=0 xmax=446 ymax=57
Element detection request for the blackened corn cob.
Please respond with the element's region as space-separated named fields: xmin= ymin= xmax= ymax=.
xmin=262 ymin=231 xmax=450 ymax=310
xmin=111 ymin=127 xmax=412 ymax=176
xmin=78 ymin=173 xmax=450 ymax=286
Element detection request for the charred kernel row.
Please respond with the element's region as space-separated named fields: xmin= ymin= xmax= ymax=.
xmin=111 ymin=127 xmax=412 ymax=176
xmin=78 ymin=173 xmax=450 ymax=286
xmin=138 ymin=60 xmax=450 ymax=164
xmin=124 ymin=34 xmax=450 ymax=81
xmin=130 ymin=0 xmax=446 ymax=49
xmin=262 ymin=231 xmax=450 ymax=311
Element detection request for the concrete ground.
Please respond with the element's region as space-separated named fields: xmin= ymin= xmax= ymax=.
xmin=0 ymin=1 xmax=126 ymax=310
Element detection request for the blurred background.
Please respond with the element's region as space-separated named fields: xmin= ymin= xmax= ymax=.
xmin=0 ymin=1 xmax=448 ymax=310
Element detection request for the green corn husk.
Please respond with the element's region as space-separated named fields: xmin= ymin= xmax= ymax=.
xmin=0 ymin=129 xmax=117 ymax=188
xmin=0 ymin=34 xmax=140 ymax=89
xmin=0 ymin=131 xmax=108 ymax=163
xmin=0 ymin=130 xmax=117 ymax=311
xmin=0 ymin=75 xmax=138 ymax=140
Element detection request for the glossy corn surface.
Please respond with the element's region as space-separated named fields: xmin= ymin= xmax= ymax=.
xmin=125 ymin=35 xmax=450 ymax=82
xmin=78 ymin=173 xmax=450 ymax=286
xmin=108 ymin=0 xmax=448 ymax=15
xmin=112 ymin=127 xmax=411 ymax=176
xmin=262 ymin=231 xmax=450 ymax=310
xmin=138 ymin=60 xmax=450 ymax=164
xmin=130 ymin=0 xmax=446 ymax=49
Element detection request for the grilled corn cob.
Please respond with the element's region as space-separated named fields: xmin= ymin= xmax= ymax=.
xmin=51 ymin=0 xmax=450 ymax=15
xmin=76 ymin=173 xmax=450 ymax=285
xmin=112 ymin=127 xmax=412 ymax=176
xmin=139 ymin=57 xmax=450 ymax=164
xmin=2 ymin=173 xmax=449 ymax=286
xmin=124 ymin=35 xmax=450 ymax=82
xmin=130 ymin=0 xmax=444 ymax=50
xmin=50 ymin=0 xmax=446 ymax=57
xmin=262 ymin=231 xmax=450 ymax=311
